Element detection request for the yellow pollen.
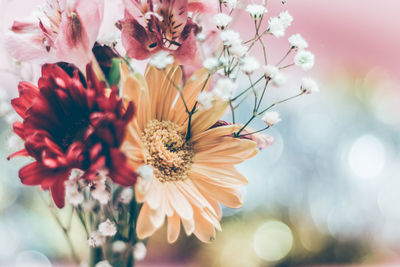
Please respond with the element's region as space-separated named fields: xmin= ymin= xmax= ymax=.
xmin=142 ymin=120 xmax=194 ymax=183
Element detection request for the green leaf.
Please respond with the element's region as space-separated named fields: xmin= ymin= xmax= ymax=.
xmin=107 ymin=58 xmax=121 ymax=86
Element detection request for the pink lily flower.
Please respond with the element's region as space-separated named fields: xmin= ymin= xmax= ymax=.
xmin=5 ymin=0 xmax=104 ymax=71
xmin=120 ymin=0 xmax=209 ymax=64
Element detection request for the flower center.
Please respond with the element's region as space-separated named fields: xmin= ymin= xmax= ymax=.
xmin=142 ymin=120 xmax=194 ymax=183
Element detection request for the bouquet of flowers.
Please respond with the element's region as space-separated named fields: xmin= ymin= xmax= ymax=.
xmin=3 ymin=0 xmax=318 ymax=266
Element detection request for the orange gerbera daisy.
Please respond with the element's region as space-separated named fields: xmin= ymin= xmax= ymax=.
xmin=121 ymin=63 xmax=258 ymax=243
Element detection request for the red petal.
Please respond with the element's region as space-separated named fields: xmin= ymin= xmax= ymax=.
xmin=51 ymin=179 xmax=66 ymax=208
xmin=7 ymin=149 xmax=29 ymax=160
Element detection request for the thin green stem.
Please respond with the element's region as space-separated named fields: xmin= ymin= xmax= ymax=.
xmin=277 ymin=48 xmax=293 ymax=66
xmin=257 ymin=92 xmax=305 ymax=116
xmin=232 ymin=75 xmax=264 ymax=101
xmin=256 ymin=80 xmax=269 ymax=111
xmin=229 ymin=100 xmax=236 ymax=124
xmin=238 ymin=126 xmax=270 ymax=137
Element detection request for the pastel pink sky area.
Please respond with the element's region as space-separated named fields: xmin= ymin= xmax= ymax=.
xmin=1 ymin=0 xmax=399 ymax=79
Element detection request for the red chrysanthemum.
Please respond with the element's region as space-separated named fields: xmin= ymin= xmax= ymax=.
xmin=9 ymin=63 xmax=137 ymax=208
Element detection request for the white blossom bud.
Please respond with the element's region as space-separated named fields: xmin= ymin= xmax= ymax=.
xmin=262 ymin=111 xmax=281 ymax=126
xmin=301 ymin=77 xmax=319 ymax=94
xmin=213 ymin=78 xmax=236 ymax=101
xmin=212 ymin=13 xmax=232 ymax=30
xmin=203 ymin=57 xmax=219 ymax=71
xmin=98 ymin=219 xmax=117 ymax=237
xmin=288 ymin=34 xmax=308 ymax=50
xmin=246 ymin=4 xmax=267 ymax=20
xmin=112 ymin=241 xmax=127 ymax=253
xmin=119 ymin=187 xmax=134 ymax=204
xmin=279 ymin=11 xmax=293 ymax=28
xmin=263 ymin=65 xmax=279 ymax=78
xmin=197 ymin=91 xmax=215 ymax=110
xmin=133 ymin=242 xmax=147 ymax=261
xmin=88 ymin=231 xmax=105 ymax=247
xmin=149 ymin=51 xmax=174 ymax=69
xmin=241 ymin=56 xmax=260 ymax=75
xmin=294 ymin=50 xmax=315 ymax=70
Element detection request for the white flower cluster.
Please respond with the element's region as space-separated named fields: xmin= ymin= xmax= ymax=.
xmin=246 ymin=4 xmax=267 ymax=20
xmin=212 ymin=13 xmax=232 ymax=30
xmin=263 ymin=65 xmax=287 ymax=86
xmin=268 ymin=11 xmax=293 ymax=38
xmin=197 ymin=78 xmax=237 ymax=110
xmin=149 ymin=51 xmax=174 ymax=69
xmin=262 ymin=111 xmax=281 ymax=126
xmin=220 ymin=30 xmax=248 ymax=58
xmin=88 ymin=219 xmax=117 ymax=248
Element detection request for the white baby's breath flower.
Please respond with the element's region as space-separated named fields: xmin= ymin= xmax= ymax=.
xmin=241 ymin=56 xmax=260 ymax=75
xmin=294 ymin=50 xmax=315 ymax=70
xmin=133 ymin=242 xmax=147 ymax=261
xmin=272 ymin=72 xmax=287 ymax=86
xmin=94 ymin=260 xmax=112 ymax=267
xmin=223 ymin=0 xmax=238 ymax=10
xmin=246 ymin=4 xmax=267 ymax=19
xmin=213 ymin=78 xmax=236 ymax=101
xmin=262 ymin=111 xmax=281 ymax=126
xmin=149 ymin=51 xmax=174 ymax=69
xmin=119 ymin=187 xmax=134 ymax=204
xmin=138 ymin=165 xmax=154 ymax=181
xmin=289 ymin=34 xmax=308 ymax=50
xmin=212 ymin=13 xmax=232 ymax=30
xmin=279 ymin=11 xmax=293 ymax=28
xmin=98 ymin=219 xmax=117 ymax=237
xmin=263 ymin=65 xmax=279 ymax=79
xmin=220 ymin=30 xmax=242 ymax=46
xmin=301 ymin=77 xmax=319 ymax=94
xmin=197 ymin=91 xmax=215 ymax=110
xmin=65 ymin=179 xmax=84 ymax=207
xmin=230 ymin=43 xmax=247 ymax=57
xmin=91 ymin=182 xmax=110 ymax=205
xmin=268 ymin=17 xmax=285 ymax=38
xmin=203 ymin=57 xmax=219 ymax=70
xmin=112 ymin=241 xmax=127 ymax=253
xmin=196 ymin=32 xmax=206 ymax=42
xmin=88 ymin=231 xmax=105 ymax=247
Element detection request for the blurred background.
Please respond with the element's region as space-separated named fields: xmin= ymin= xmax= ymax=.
xmin=1 ymin=0 xmax=400 ymax=266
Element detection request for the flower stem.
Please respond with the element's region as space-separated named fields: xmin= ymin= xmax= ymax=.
xmin=38 ymin=191 xmax=80 ymax=265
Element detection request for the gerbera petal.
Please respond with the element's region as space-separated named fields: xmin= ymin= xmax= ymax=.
xmin=193 ymin=138 xmax=258 ymax=165
xmin=189 ymin=101 xmax=229 ymax=138
xmin=136 ymin=203 xmax=158 ymax=239
xmin=160 ymin=65 xmax=182 ymax=121
xmin=191 ymin=124 xmax=239 ymax=144
xmin=149 ymin=204 xmax=166 ymax=228
xmin=167 ymin=212 xmax=181 ymax=243
xmin=145 ymin=179 xmax=163 ymax=210
xmin=122 ymin=74 xmax=150 ymax=129
xmin=182 ymin=218 xmax=195 ymax=235
xmin=192 ymin=207 xmax=216 ymax=243
xmin=190 ymin=171 xmax=243 ymax=208
xmin=145 ymin=65 xmax=164 ymax=120
xmin=191 ymin=163 xmax=248 ymax=186
xmin=166 ymin=183 xmax=193 ymax=220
